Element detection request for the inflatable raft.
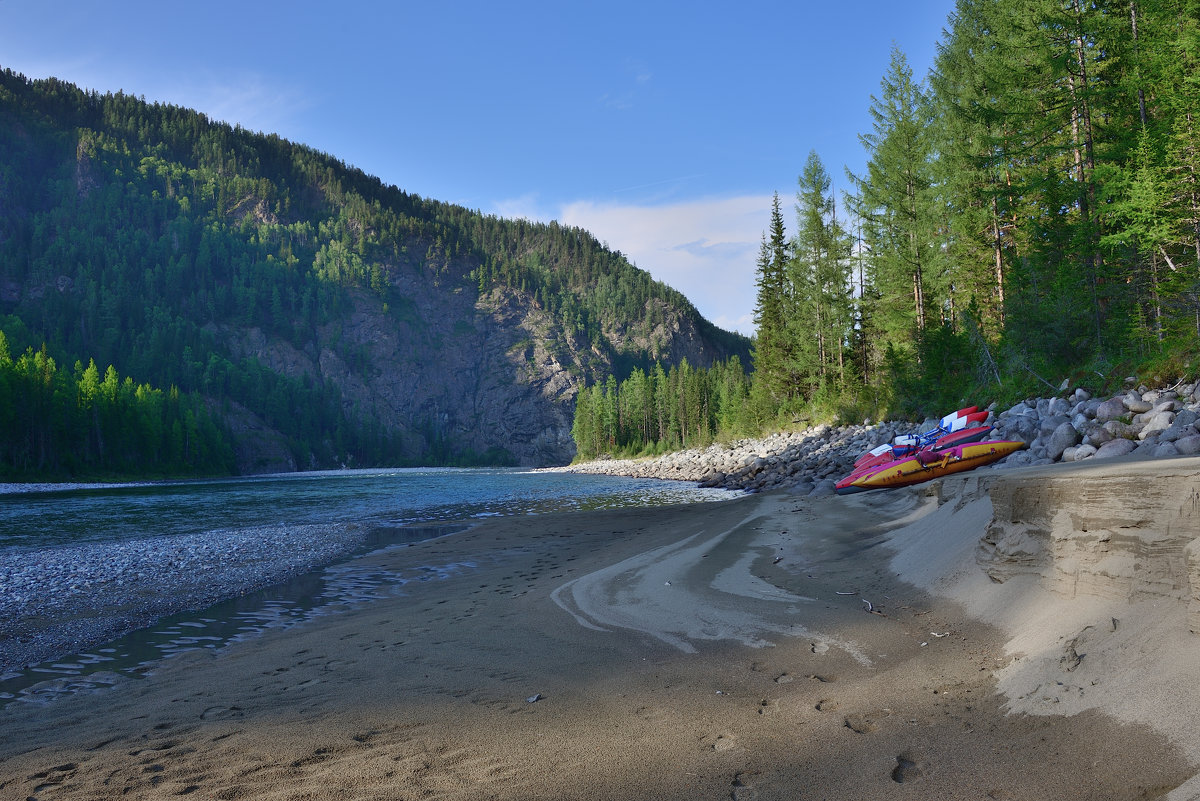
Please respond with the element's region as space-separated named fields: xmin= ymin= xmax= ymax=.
xmin=836 ymin=439 xmax=1026 ymax=495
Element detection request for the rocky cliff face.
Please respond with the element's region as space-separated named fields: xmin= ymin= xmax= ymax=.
xmin=216 ymin=275 xmax=733 ymax=469
xmin=0 ymin=71 xmax=755 ymax=473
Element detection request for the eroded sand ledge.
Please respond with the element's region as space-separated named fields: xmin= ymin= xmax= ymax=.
xmin=1 ymin=458 xmax=1199 ymax=799
xmin=889 ymin=456 xmax=1200 ymax=799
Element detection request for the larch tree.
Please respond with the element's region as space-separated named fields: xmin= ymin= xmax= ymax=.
xmin=846 ymin=45 xmax=941 ymax=355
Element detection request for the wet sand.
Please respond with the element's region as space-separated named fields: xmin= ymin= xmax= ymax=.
xmin=0 ymin=483 xmax=1195 ymax=800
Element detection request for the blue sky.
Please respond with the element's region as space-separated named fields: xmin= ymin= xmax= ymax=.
xmin=1 ymin=1 xmax=956 ymax=335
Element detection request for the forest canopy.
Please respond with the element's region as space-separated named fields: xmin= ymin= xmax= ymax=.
xmin=573 ymin=0 xmax=1200 ymax=460
xmin=0 ymin=67 xmax=748 ymax=477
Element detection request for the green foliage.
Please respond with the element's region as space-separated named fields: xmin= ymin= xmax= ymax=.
xmin=0 ymin=331 xmax=235 ymax=478
xmin=0 ymin=68 xmax=750 ymax=473
xmin=573 ymin=0 xmax=1200 ymax=450
xmin=572 ymin=357 xmax=754 ymax=460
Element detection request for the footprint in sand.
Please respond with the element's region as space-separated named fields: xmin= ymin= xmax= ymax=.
xmin=709 ymin=734 xmax=737 ymax=752
xmin=891 ymin=750 xmax=925 ymax=783
xmin=731 ymin=770 xmax=758 ymax=799
xmin=756 ymin=698 xmax=779 ymax=715
xmin=200 ymin=706 xmax=244 ymax=721
xmin=27 ymin=763 xmax=79 ymax=793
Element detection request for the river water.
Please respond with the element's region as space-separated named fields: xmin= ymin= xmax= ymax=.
xmin=0 ymin=467 xmax=734 ymax=549
xmin=0 ymin=468 xmax=737 ymax=705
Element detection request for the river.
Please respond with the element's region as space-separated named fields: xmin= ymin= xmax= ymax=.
xmin=0 ymin=468 xmax=738 ymax=705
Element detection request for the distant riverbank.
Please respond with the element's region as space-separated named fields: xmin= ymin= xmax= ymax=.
xmin=555 ymin=380 xmax=1200 ymax=494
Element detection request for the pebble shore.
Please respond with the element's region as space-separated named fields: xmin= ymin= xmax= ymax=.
xmin=0 ymin=523 xmax=366 ymax=676
xmin=555 ymin=381 xmax=1200 ymax=495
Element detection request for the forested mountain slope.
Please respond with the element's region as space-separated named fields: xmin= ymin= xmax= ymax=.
xmin=0 ymin=69 xmax=749 ymax=472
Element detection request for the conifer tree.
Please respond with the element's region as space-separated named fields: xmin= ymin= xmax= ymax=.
xmin=846 ymin=46 xmax=941 ymax=355
xmin=751 ymin=194 xmax=791 ymax=404
xmin=789 ymin=151 xmax=854 ymax=393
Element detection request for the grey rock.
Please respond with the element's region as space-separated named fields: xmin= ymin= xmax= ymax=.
xmin=1004 ymin=400 xmax=1036 ymax=418
xmin=1124 ymin=394 xmax=1153 ymax=414
xmin=1160 ymin=422 xmax=1197 ymax=443
xmin=1095 ymin=397 xmax=1128 ymax=422
xmin=808 ymin=479 xmax=836 ymax=498
xmin=1039 ymin=414 xmax=1072 ymax=437
xmin=1139 ymin=411 xmax=1175 ymax=439
xmin=1093 ymin=438 xmax=1138 ymax=460
xmin=1103 ymin=420 xmax=1137 ymax=439
xmin=1047 ymin=421 xmax=1082 ymax=461
xmin=1003 ymin=416 xmax=1040 ymax=443
xmin=1068 ymin=444 xmax=1097 ymax=462
xmin=1084 ymin=426 xmax=1114 ymax=447
xmin=1153 ymin=442 xmax=1181 ymax=458
xmin=1175 ymin=434 xmax=1200 ymax=455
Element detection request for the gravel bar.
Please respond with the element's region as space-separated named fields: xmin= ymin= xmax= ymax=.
xmin=0 ymin=523 xmax=368 ymax=675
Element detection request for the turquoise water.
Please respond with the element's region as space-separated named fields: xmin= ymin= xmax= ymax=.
xmin=0 ymin=467 xmax=735 ymax=549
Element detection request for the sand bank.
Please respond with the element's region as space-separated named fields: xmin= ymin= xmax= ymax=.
xmin=1 ymin=461 xmax=1198 ymax=800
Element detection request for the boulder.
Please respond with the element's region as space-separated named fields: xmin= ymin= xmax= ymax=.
xmin=1093 ymin=438 xmax=1138 ymax=460
xmin=1095 ymin=396 xmax=1128 ymax=422
xmin=1004 ymin=400 xmax=1036 ymax=418
xmin=1153 ymin=442 xmax=1181 ymax=458
xmin=1175 ymin=435 xmax=1200 ymax=456
xmin=1103 ymin=420 xmax=1137 ymax=439
xmin=1068 ymin=443 xmax=1097 ymax=462
xmin=808 ymin=478 xmax=836 ymax=498
xmin=1124 ymin=393 xmax=1154 ymax=414
xmin=1160 ymin=421 xmax=1197 ymax=442
xmin=1047 ymin=397 xmax=1071 ymax=417
xmin=1084 ymin=425 xmax=1114 ymax=447
xmin=1001 ymin=415 xmax=1040 ymax=443
xmin=1047 ymin=421 xmax=1082 ymax=461
xmin=1039 ymin=414 xmax=1072 ymax=437
xmin=1138 ymin=410 xmax=1176 ymax=440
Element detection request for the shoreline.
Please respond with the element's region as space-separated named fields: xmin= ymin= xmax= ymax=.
xmin=0 ymin=522 xmax=372 ymax=678
xmin=2 ymin=466 xmax=1198 ymax=799
xmin=554 ymin=382 xmax=1200 ymax=494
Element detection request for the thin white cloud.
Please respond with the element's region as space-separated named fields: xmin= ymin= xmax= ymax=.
xmin=558 ymin=195 xmax=770 ymax=337
xmin=492 ymin=193 xmax=545 ymax=222
xmin=6 ymin=57 xmax=308 ymax=137
xmin=154 ymin=72 xmax=312 ymax=136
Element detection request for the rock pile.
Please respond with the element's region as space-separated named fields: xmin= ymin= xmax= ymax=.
xmin=558 ymin=381 xmax=1200 ymax=496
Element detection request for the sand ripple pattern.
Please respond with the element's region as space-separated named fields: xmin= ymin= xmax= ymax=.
xmin=551 ymin=515 xmax=869 ymax=663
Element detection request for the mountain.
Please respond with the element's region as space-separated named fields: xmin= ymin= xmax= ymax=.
xmin=0 ymin=69 xmax=750 ymax=472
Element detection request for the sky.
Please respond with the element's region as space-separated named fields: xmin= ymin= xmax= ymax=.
xmin=0 ymin=0 xmax=957 ymax=336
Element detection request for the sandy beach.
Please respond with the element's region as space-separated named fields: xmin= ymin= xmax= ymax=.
xmin=3 ymin=458 xmax=1200 ymax=800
